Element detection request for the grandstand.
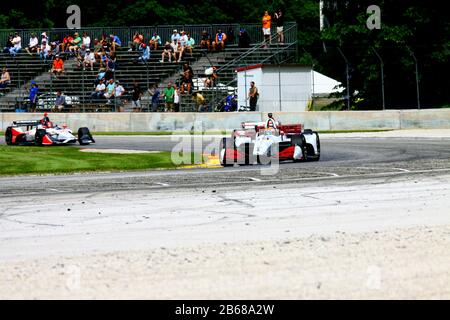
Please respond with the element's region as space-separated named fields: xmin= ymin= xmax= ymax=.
xmin=0 ymin=23 xmax=297 ymax=112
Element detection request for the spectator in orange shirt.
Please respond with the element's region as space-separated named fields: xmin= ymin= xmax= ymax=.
xmin=262 ymin=10 xmax=272 ymax=46
xmin=50 ymin=55 xmax=64 ymax=79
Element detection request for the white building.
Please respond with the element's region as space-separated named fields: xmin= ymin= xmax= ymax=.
xmin=236 ymin=64 xmax=341 ymax=111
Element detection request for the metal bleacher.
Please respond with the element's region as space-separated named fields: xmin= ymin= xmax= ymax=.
xmin=0 ymin=22 xmax=298 ymax=112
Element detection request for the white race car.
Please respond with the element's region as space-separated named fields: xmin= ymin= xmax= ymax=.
xmin=5 ymin=120 xmax=95 ymax=146
xmin=220 ymin=121 xmax=320 ymax=166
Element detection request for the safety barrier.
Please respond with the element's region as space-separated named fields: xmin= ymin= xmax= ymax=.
xmin=1 ymin=109 xmax=450 ymax=132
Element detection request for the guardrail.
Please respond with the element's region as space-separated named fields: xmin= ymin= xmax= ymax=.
xmin=0 ymin=22 xmax=297 ymax=50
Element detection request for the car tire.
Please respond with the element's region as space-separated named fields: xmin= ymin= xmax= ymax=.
xmin=310 ymin=132 xmax=321 ymax=161
xmin=219 ymin=137 xmax=234 ymax=167
xmin=78 ymin=127 xmax=94 ymax=145
xmin=5 ymin=127 xmax=13 ymax=145
xmin=291 ymin=134 xmax=307 ymax=162
xmin=35 ymin=129 xmax=47 ymax=146
xmin=257 ymin=145 xmax=274 ymax=165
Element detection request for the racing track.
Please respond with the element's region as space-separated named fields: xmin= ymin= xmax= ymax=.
xmin=1 ymin=133 xmax=450 ymax=299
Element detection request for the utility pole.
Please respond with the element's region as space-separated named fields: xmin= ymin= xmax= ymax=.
xmin=407 ymin=46 xmax=420 ymax=109
xmin=372 ymin=47 xmax=385 ymax=110
xmin=337 ymin=47 xmax=350 ymax=111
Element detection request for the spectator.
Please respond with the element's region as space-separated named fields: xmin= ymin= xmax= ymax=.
xmin=41 ymin=32 xmax=49 ymax=45
xmin=107 ymin=52 xmax=117 ymax=72
xmin=162 ymin=82 xmax=175 ymax=112
xmin=38 ymin=39 xmax=51 ymax=62
xmin=173 ymin=84 xmax=181 ymax=112
xmin=104 ymin=78 xmax=116 ymax=103
xmin=171 ymin=29 xmax=180 ymax=44
xmin=53 ymin=91 xmax=67 ymax=112
xmin=25 ymin=33 xmax=39 ymax=55
xmin=9 ymin=32 xmax=22 ymax=56
xmin=173 ymin=41 xmax=184 ymax=63
xmin=180 ymin=63 xmax=194 ymax=94
xmin=0 ymin=68 xmax=11 ymax=90
xmin=185 ymin=34 xmax=195 ymax=57
xmin=136 ymin=43 xmax=150 ymax=63
xmin=204 ymin=66 xmax=218 ymax=88
xmin=131 ymin=80 xmax=143 ymax=112
xmin=104 ymin=66 xmax=115 ymax=82
xmin=82 ymin=32 xmax=91 ymax=48
xmin=160 ymin=41 xmax=173 ymax=63
xmin=68 ymin=32 xmax=82 ymax=54
xmin=262 ymin=10 xmax=272 ymax=46
xmin=238 ymin=28 xmax=251 ymax=48
xmin=50 ymin=55 xmax=64 ymax=79
xmin=61 ymin=33 xmax=73 ymax=53
xmin=76 ymin=45 xmax=88 ymax=68
xmin=91 ymin=78 xmax=106 ymax=100
xmin=83 ymin=48 xmax=96 ymax=71
xmin=248 ymin=81 xmax=259 ymax=111
xmin=148 ymin=83 xmax=160 ymax=112
xmin=149 ymin=32 xmax=161 ymax=50
xmin=94 ymin=68 xmax=106 ymax=86
xmin=93 ymin=38 xmax=103 ymax=63
xmin=129 ymin=31 xmax=144 ymax=51
xmin=274 ymin=8 xmax=285 ymax=43
xmin=200 ymin=30 xmax=212 ymax=52
xmin=3 ymin=33 xmax=14 ymax=54
xmin=179 ymin=31 xmax=188 ymax=48
xmin=50 ymin=34 xmax=61 ymax=56
xmin=100 ymin=33 xmax=110 ymax=52
xmin=113 ymin=80 xmax=126 ymax=111
xmin=28 ymin=82 xmax=39 ymax=112
xmin=192 ymin=91 xmax=207 ymax=112
xmin=109 ymin=34 xmax=122 ymax=52
xmin=212 ymin=29 xmax=227 ymax=51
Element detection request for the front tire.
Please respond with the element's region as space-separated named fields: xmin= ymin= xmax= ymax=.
xmin=291 ymin=134 xmax=307 ymax=162
xmin=35 ymin=129 xmax=47 ymax=146
xmin=78 ymin=127 xmax=94 ymax=145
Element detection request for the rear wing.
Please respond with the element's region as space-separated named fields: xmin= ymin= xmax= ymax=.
xmin=279 ymin=124 xmax=303 ymax=135
xmin=12 ymin=120 xmax=41 ymax=127
xmin=240 ymin=121 xmax=303 ymax=134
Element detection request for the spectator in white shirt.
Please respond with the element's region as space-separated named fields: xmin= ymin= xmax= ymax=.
xmin=9 ymin=33 xmax=22 ymax=56
xmin=83 ymin=48 xmax=96 ymax=71
xmin=82 ymin=32 xmax=91 ymax=48
xmin=25 ymin=33 xmax=39 ymax=55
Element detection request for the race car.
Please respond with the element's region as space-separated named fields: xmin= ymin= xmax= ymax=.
xmin=4 ymin=120 xmax=95 ymax=146
xmin=219 ymin=120 xmax=320 ymax=166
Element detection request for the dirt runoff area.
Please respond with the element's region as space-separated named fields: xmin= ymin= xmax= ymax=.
xmin=1 ymin=224 xmax=449 ymax=299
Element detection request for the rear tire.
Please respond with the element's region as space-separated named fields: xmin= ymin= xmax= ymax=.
xmin=219 ymin=137 xmax=234 ymax=167
xmin=5 ymin=127 xmax=13 ymax=145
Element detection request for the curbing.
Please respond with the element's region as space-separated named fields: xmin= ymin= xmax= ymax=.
xmin=1 ymin=109 xmax=450 ymax=132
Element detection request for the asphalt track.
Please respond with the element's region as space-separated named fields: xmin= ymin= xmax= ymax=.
xmin=1 ymin=133 xmax=450 ymax=298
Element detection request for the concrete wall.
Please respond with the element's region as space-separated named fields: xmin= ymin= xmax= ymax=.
xmin=1 ymin=109 xmax=450 ymax=132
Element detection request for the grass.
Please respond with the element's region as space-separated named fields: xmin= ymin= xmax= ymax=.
xmin=0 ymin=145 xmax=190 ymax=175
